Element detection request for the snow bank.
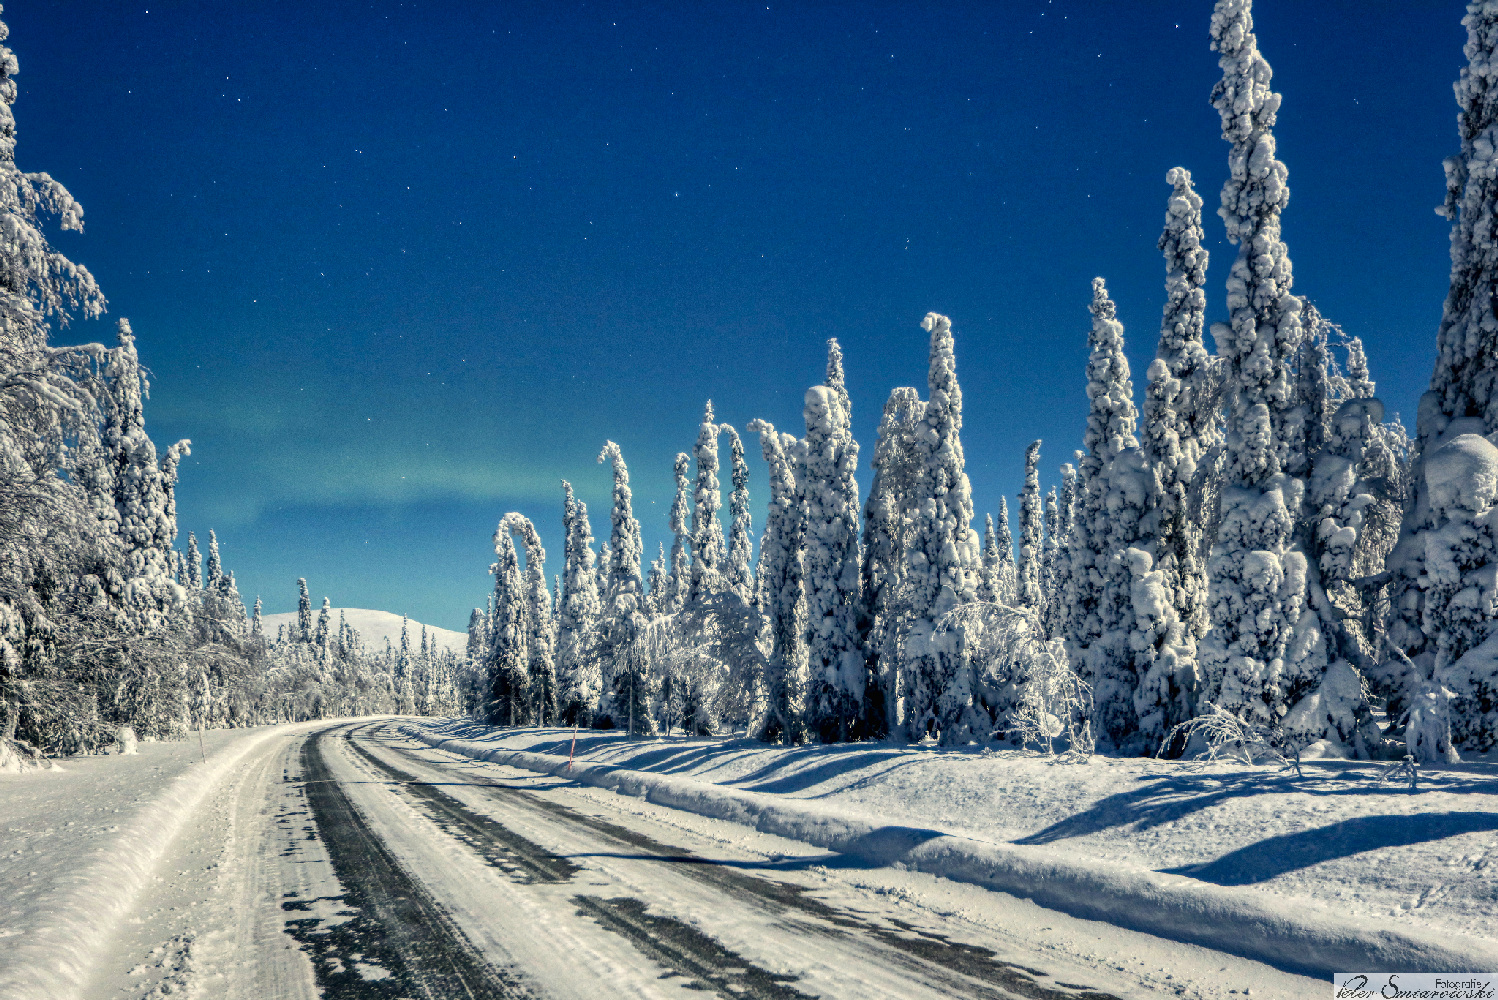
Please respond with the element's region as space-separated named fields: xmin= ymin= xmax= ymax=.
xmin=401 ymin=721 xmax=1498 ymax=976
xmin=0 ymin=721 xmax=325 ymax=1000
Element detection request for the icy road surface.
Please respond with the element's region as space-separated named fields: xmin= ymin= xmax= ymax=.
xmin=2 ymin=721 xmax=1324 ymax=999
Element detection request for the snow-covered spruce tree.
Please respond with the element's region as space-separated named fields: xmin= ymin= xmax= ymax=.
xmin=857 ymin=386 xmax=923 ymax=736
xmin=1201 ymin=0 xmax=1377 ymax=753
xmin=1048 ymin=463 xmax=1078 ymax=635
xmin=397 ymin=615 xmax=421 ymax=714
xmin=747 ymin=419 xmax=807 ymax=743
xmin=104 ymin=321 xmax=191 ymax=632
xmin=902 ymin=312 xmax=980 ymax=742
xmin=995 ymin=496 xmax=1017 ymax=606
xmin=185 ymin=533 xmax=202 ymax=590
xmin=1136 ymin=168 xmax=1214 ymax=747
xmin=556 ymin=481 xmax=602 ymax=724
xmin=801 ymin=382 xmax=865 ymax=742
xmin=205 ymin=529 xmax=223 ymax=591
xmin=596 ymin=441 xmax=653 ymax=734
xmin=1017 ymin=440 xmax=1045 ymax=612
xmin=251 ymin=598 xmax=263 ymax=639
xmin=1041 ymin=486 xmax=1060 ymax=635
xmin=667 ymin=453 xmax=692 ymax=614
xmin=1385 ymin=1 xmax=1498 ymax=757
xmin=646 ymin=543 xmax=668 ymax=614
xmin=723 ymin=424 xmax=756 ymax=605
xmin=315 ymin=597 xmax=331 ymax=658
xmin=500 ymin=512 xmax=556 ymax=726
xmin=1064 ymin=277 xmax=1156 ymax=753
xmin=979 ymin=514 xmax=1000 ymax=604
xmin=297 ymin=578 xmax=313 ymax=644
xmin=689 ymin=402 xmax=728 ymax=604
xmin=1344 ymin=336 xmax=1375 ymax=401
xmin=485 ymin=526 xmax=530 ymax=726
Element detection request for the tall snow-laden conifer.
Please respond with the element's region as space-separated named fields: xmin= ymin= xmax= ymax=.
xmin=105 ymin=321 xmax=190 ymax=627
xmin=859 ymin=386 xmax=923 ymax=736
xmin=1387 ymin=1 xmax=1498 ymax=756
xmin=901 ymin=313 xmax=979 ymax=740
xmin=597 ymin=441 xmax=652 ymax=734
xmin=689 ymin=402 xmax=728 ymax=604
xmin=205 ymin=529 xmax=223 ymax=591
xmin=1137 ymin=168 xmax=1214 ymax=746
xmin=1201 ymin=0 xmax=1374 ymax=751
xmin=297 ymin=578 xmax=313 ymax=643
xmin=557 ymin=482 xmax=602 ymax=724
xmin=1042 ymin=486 xmax=1061 ymax=633
xmin=486 ymin=526 xmax=529 ymax=726
xmin=251 ymin=598 xmax=263 ymax=638
xmin=315 ymin=597 xmax=330 ymax=657
xmin=185 ymin=533 xmax=202 ymax=590
xmin=1067 ymin=278 xmax=1154 ymax=751
xmin=1018 ymin=441 xmax=1045 ymax=612
xmin=801 ymin=380 xmax=865 ymax=742
xmin=501 ymin=513 xmax=555 ymax=726
xmin=979 ymin=514 xmax=1000 ymax=604
xmin=996 ymin=495 xmax=1017 ymax=605
xmin=723 ymin=424 xmax=755 ymax=605
xmin=747 ymin=419 xmax=807 ymax=743
xmin=668 ymin=453 xmax=692 ymax=613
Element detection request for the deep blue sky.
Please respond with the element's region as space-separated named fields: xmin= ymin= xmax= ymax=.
xmin=14 ymin=1 xmax=1465 ymax=629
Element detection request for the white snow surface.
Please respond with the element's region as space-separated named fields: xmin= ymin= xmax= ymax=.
xmin=260 ymin=607 xmax=466 ymax=654
xmin=0 ymin=719 xmax=337 ymax=1000
xmin=406 ymin=719 xmax=1498 ymax=975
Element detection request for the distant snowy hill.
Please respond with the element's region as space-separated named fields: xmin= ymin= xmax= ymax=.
xmin=260 ymin=608 xmax=468 ymax=655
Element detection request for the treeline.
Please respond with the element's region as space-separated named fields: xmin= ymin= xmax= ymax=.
xmin=471 ymin=0 xmax=1496 ymax=762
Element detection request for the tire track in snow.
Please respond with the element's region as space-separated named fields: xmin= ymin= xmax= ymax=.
xmin=291 ymin=726 xmax=530 ymax=999
xmin=343 ymin=727 xmax=817 ymax=999
xmin=359 ymin=726 xmax=1121 ymax=1000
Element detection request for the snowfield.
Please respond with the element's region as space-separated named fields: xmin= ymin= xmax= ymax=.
xmin=405 ymin=718 xmax=1498 ymax=974
xmin=1 ymin=719 xmax=1344 ymax=1000
xmin=260 ymin=607 xmax=468 ymax=655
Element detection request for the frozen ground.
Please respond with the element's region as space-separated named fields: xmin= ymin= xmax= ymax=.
xmin=0 ymin=719 xmax=1338 ymax=1000
xmin=408 ymin=720 xmax=1498 ymax=967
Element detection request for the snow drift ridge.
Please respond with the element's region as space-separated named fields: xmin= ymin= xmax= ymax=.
xmin=401 ymin=720 xmax=1498 ymax=977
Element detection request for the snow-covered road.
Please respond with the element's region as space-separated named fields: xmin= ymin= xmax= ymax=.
xmin=3 ymin=721 xmax=1326 ymax=999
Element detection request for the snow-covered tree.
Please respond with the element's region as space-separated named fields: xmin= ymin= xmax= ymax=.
xmin=1065 ymin=277 xmax=1154 ymax=752
xmin=1136 ymin=167 xmax=1215 ymax=747
xmin=597 ymin=441 xmax=652 ymax=734
xmin=315 ymin=597 xmax=331 ymax=658
xmin=668 ymin=453 xmax=692 ymax=614
xmin=747 ymin=418 xmax=807 ymax=743
xmin=1386 ymin=0 xmax=1498 ymax=756
xmin=1017 ymin=441 xmax=1045 ymax=611
xmin=901 ymin=313 xmax=980 ymax=740
xmin=486 ymin=526 xmax=529 ymax=726
xmin=501 ymin=512 xmax=556 ymax=726
xmin=994 ymin=496 xmax=1017 ymax=606
xmin=185 ymin=533 xmax=202 ymax=590
xmin=979 ymin=514 xmax=1000 ymax=604
xmin=1200 ymin=0 xmax=1375 ymax=753
xmin=689 ymin=402 xmax=728 ymax=604
xmin=859 ymin=386 xmax=923 ymax=736
xmin=723 ymin=424 xmax=755 ymax=605
xmin=556 ymin=481 xmax=602 ymax=724
xmin=801 ymin=380 xmax=865 ymax=742
xmin=297 ymin=578 xmax=313 ymax=643
xmin=205 ymin=529 xmax=223 ymax=591
xmin=1041 ymin=486 xmax=1061 ymax=634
